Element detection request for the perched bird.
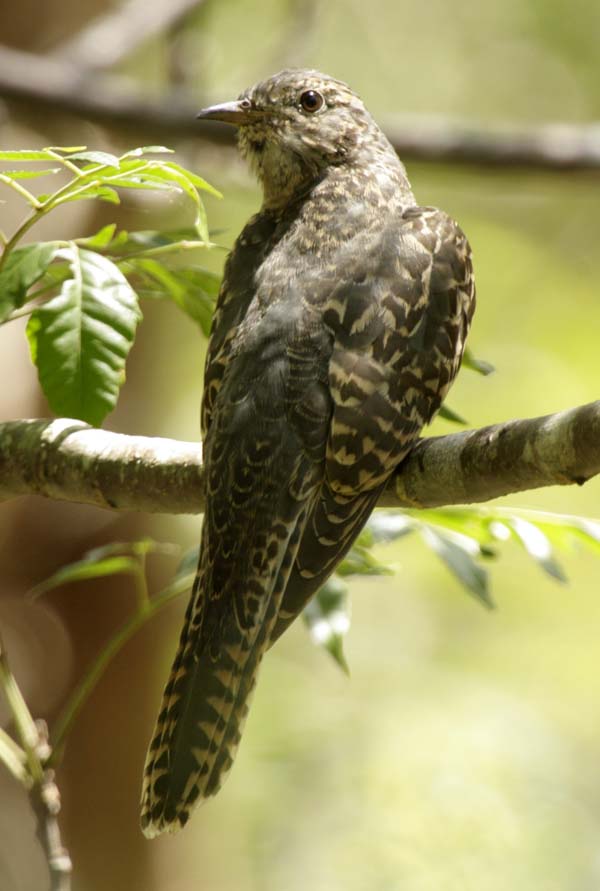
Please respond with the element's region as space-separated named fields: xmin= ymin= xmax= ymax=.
xmin=141 ymin=69 xmax=475 ymax=837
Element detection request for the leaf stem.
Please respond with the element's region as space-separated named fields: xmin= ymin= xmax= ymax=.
xmin=0 ymin=633 xmax=43 ymax=784
xmin=0 ymin=174 xmax=42 ymax=208
xmin=48 ymin=578 xmax=189 ymax=764
xmin=0 ymin=725 xmax=28 ymax=784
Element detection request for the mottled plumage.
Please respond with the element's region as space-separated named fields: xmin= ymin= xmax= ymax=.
xmin=141 ymin=69 xmax=475 ymax=837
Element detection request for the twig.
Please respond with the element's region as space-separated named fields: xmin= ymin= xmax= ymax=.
xmin=29 ymin=722 xmax=72 ymax=891
xmin=0 ymin=402 xmax=598 ymax=515
xmin=0 ymin=635 xmax=72 ymax=890
xmin=1 ymin=44 xmax=600 ymax=170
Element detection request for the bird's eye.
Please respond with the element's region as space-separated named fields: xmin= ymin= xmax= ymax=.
xmin=299 ymin=90 xmax=324 ymax=113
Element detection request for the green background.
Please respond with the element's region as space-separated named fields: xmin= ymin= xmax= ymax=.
xmin=0 ymin=1 xmax=599 ymax=888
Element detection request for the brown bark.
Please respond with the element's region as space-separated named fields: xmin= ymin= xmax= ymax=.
xmin=1 ymin=401 xmax=598 ymax=515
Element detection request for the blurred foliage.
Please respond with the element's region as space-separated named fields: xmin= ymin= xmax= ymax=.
xmin=1 ymin=1 xmax=600 ymax=889
xmin=3 ymin=504 xmax=595 ymax=769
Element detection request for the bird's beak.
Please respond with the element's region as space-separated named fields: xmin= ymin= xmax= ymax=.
xmin=196 ymin=100 xmax=259 ymax=126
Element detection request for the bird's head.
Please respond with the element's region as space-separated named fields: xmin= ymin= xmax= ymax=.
xmin=197 ymin=69 xmax=398 ymax=209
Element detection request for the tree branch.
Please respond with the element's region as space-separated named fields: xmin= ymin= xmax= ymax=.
xmin=0 ymin=635 xmax=72 ymax=891
xmin=1 ymin=44 xmax=600 ymax=170
xmin=29 ymin=722 xmax=72 ymax=891
xmin=52 ymin=0 xmax=207 ymax=72
xmin=0 ymin=402 xmax=598 ymax=515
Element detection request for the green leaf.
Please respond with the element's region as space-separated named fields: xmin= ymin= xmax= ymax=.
xmin=412 ymin=507 xmax=497 ymax=547
xmin=438 ymin=403 xmax=468 ymax=425
xmin=31 ymin=557 xmax=140 ymax=598
xmin=129 ymin=259 xmax=217 ymax=335
xmin=120 ymin=146 xmax=174 ymax=158
xmin=0 ymin=150 xmax=56 ymax=161
xmin=64 ymin=150 xmax=120 ymax=166
xmin=174 ymin=546 xmax=200 ymax=582
xmin=463 ymin=348 xmax=495 ymax=375
xmin=48 ymin=573 xmax=188 ymax=763
xmin=107 ymin=227 xmax=200 ymax=252
xmin=0 ymin=242 xmax=59 ymax=321
xmin=507 ymin=517 xmax=567 ymax=582
xmin=0 ymin=168 xmax=61 ymax=179
xmin=568 ymin=518 xmax=600 ymax=555
xmin=419 ymin=524 xmax=493 ymax=607
xmin=336 ymin=543 xmax=392 ymax=577
xmin=164 ymin=162 xmax=222 ymax=198
xmin=75 ymin=223 xmax=117 ymax=248
xmin=44 ymin=145 xmax=88 ymax=153
xmin=365 ymin=512 xmax=415 ymax=543
xmin=84 ymin=538 xmax=179 ymax=562
xmin=60 ymin=185 xmax=121 ymax=205
xmin=0 ymin=639 xmax=43 ymax=784
xmin=303 ymin=575 xmax=351 ymax=673
xmin=26 ymin=245 xmax=141 ymax=425
xmin=138 ymin=163 xmax=210 ymax=241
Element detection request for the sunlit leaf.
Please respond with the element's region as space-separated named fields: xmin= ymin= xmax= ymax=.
xmin=163 ymin=162 xmax=222 ymax=198
xmin=438 ymin=404 xmax=468 ymax=425
xmin=366 ymin=511 xmax=415 ymax=543
xmin=120 ymin=146 xmax=174 ymax=158
xmin=419 ymin=524 xmax=493 ymax=607
xmin=336 ymin=543 xmax=393 ymax=577
xmin=0 ymin=168 xmax=61 ymax=179
xmin=0 ymin=242 xmax=59 ymax=321
xmin=105 ymin=176 xmax=174 ymax=192
xmin=463 ymin=348 xmax=495 ymax=375
xmin=64 ymin=150 xmax=120 ymax=167
xmin=508 ymin=517 xmax=567 ymax=582
xmin=174 ymin=546 xmax=200 ymax=583
xmin=26 ymin=245 xmax=141 ymax=425
xmin=75 ymin=224 xmax=117 ymax=249
xmin=303 ymin=575 xmax=350 ymax=673
xmin=31 ymin=557 xmax=140 ymax=598
xmin=84 ymin=538 xmax=179 ymax=562
xmin=61 ymin=185 xmax=121 ymax=205
xmin=0 ymin=150 xmax=57 ymax=161
xmin=128 ymin=259 xmax=217 ymax=335
xmin=135 ymin=163 xmax=210 ymax=241
xmin=44 ymin=146 xmax=88 ymax=153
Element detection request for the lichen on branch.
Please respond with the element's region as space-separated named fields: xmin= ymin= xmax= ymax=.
xmin=1 ymin=401 xmax=599 ymax=515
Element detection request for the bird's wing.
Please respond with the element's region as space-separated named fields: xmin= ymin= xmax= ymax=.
xmin=201 ymin=211 xmax=278 ymax=439
xmin=141 ymin=288 xmax=331 ymax=835
xmin=269 ymin=206 xmax=476 ymax=643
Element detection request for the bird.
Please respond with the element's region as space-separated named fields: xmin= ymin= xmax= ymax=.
xmin=140 ymin=68 xmax=476 ymax=837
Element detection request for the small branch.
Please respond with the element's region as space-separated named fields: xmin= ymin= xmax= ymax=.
xmin=0 ymin=633 xmax=43 ymax=783
xmin=0 ymin=402 xmax=598 ymax=515
xmin=29 ymin=722 xmax=72 ymax=891
xmin=0 ymin=635 xmax=71 ymax=890
xmin=1 ymin=44 xmax=600 ymax=170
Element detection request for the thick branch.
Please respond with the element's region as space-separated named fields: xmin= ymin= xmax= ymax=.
xmin=53 ymin=0 xmax=206 ymax=72
xmin=0 ymin=403 xmax=598 ymax=514
xmin=1 ymin=44 xmax=600 ymax=170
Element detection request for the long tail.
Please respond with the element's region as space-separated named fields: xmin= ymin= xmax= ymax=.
xmin=140 ymin=516 xmax=304 ymax=837
xmin=141 ymin=574 xmax=270 ymax=836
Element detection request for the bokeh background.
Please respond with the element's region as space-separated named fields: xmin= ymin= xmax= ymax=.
xmin=1 ymin=1 xmax=600 ymax=889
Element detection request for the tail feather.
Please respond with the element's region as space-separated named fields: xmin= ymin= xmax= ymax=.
xmin=140 ymin=513 xmax=306 ymax=837
xmin=268 ymin=483 xmax=384 ymax=646
xmin=140 ymin=581 xmax=267 ymax=836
